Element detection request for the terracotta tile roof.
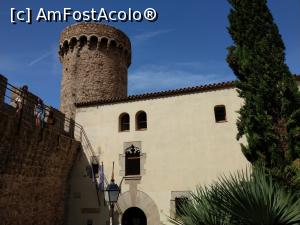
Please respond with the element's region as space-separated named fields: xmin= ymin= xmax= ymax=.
xmin=75 ymin=75 xmax=300 ymax=107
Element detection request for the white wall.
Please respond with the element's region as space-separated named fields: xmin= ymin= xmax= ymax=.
xmin=68 ymin=87 xmax=251 ymax=225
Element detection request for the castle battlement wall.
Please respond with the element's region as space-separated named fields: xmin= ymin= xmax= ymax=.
xmin=0 ymin=74 xmax=81 ymax=225
xmin=59 ymin=23 xmax=131 ymax=66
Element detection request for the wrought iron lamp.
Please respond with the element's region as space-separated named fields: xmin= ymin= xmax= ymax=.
xmin=104 ymin=162 xmax=120 ymax=225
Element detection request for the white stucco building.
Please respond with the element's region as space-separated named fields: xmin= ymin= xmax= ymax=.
xmin=59 ymin=23 xmax=300 ymax=225
xmin=67 ymin=82 xmax=249 ymax=225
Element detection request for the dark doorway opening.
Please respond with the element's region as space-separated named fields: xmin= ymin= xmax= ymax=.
xmin=122 ymin=207 xmax=147 ymax=225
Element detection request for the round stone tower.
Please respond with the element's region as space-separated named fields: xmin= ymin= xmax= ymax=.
xmin=59 ymin=23 xmax=131 ymax=119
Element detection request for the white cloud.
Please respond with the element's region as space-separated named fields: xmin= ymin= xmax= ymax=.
xmin=128 ymin=62 xmax=233 ymax=95
xmin=28 ymin=47 xmax=58 ymax=67
xmin=133 ymin=29 xmax=174 ymax=42
xmin=26 ymin=44 xmax=61 ymax=77
xmin=28 ymin=51 xmax=52 ymax=67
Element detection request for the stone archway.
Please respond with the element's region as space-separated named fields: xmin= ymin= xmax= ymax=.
xmin=117 ymin=190 xmax=160 ymax=225
xmin=122 ymin=207 xmax=147 ymax=225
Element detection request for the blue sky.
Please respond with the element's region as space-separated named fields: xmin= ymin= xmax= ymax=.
xmin=0 ymin=0 xmax=299 ymax=108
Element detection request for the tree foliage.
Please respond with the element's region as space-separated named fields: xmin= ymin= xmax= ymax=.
xmin=226 ymin=0 xmax=300 ymax=188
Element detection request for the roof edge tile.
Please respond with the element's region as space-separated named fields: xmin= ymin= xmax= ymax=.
xmin=75 ymin=80 xmax=235 ymax=107
xmin=75 ymin=75 xmax=300 ymax=107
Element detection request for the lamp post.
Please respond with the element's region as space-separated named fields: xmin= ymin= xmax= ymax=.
xmin=104 ymin=162 xmax=120 ymax=225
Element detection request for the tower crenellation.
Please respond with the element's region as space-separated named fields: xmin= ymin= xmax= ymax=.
xmin=59 ymin=23 xmax=131 ymax=119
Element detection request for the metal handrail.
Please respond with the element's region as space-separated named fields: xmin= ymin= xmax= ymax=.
xmin=1 ymin=81 xmax=97 ymax=161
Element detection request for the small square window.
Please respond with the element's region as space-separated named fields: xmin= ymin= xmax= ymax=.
xmin=175 ymin=197 xmax=188 ymax=217
xmin=214 ymin=105 xmax=226 ymax=122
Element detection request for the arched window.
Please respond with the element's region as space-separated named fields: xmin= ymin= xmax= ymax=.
xmin=125 ymin=144 xmax=141 ymax=176
xmin=89 ymin=36 xmax=98 ymax=50
xmin=214 ymin=105 xmax=226 ymax=122
xmin=119 ymin=113 xmax=130 ymax=131
xmin=79 ymin=36 xmax=88 ymax=47
xmin=136 ymin=111 xmax=147 ymax=130
xmin=110 ymin=40 xmax=117 ymax=48
xmin=99 ymin=37 xmax=108 ymax=49
xmin=69 ymin=37 xmax=77 ymax=49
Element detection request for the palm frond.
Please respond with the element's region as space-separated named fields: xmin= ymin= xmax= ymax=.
xmin=169 ymin=166 xmax=300 ymax=225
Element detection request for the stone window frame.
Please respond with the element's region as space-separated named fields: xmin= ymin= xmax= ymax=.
xmin=170 ymin=191 xmax=191 ymax=219
xmin=119 ymin=141 xmax=146 ymax=180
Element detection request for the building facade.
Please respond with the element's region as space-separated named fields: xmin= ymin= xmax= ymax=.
xmin=59 ymin=23 xmax=300 ymax=225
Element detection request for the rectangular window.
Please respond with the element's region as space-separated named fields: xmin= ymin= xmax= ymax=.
xmin=125 ymin=155 xmax=140 ymax=176
xmin=175 ymin=197 xmax=188 ymax=217
xmin=214 ymin=105 xmax=226 ymax=122
xmin=125 ymin=145 xmax=141 ymax=176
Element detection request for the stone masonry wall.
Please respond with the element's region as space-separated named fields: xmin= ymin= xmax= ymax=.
xmin=59 ymin=23 xmax=131 ymax=119
xmin=0 ymin=76 xmax=80 ymax=225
